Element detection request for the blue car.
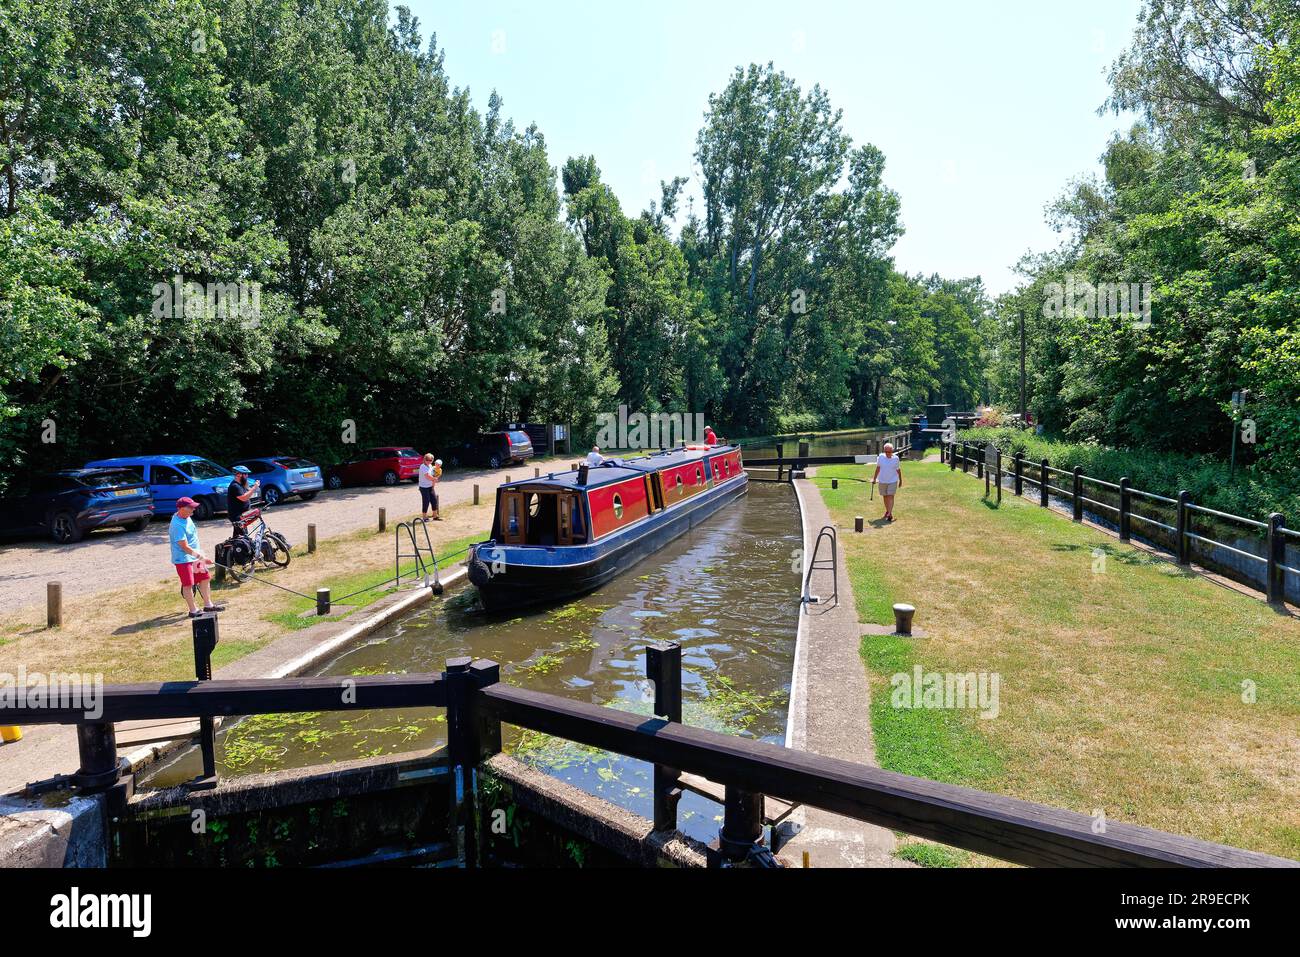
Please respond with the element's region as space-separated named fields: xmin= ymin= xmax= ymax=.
xmin=230 ymin=456 xmax=324 ymax=507
xmin=82 ymin=455 xmax=236 ymax=521
xmin=0 ymin=468 xmax=154 ymax=544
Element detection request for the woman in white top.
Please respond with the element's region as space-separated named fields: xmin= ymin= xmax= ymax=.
xmin=872 ymin=443 xmax=903 ymax=523
xmin=418 ymin=454 xmax=442 ymax=520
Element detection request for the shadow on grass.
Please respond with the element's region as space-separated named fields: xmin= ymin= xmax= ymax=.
xmin=112 ymin=611 xmax=192 ymax=635
xmin=1050 ymin=541 xmax=1167 ymax=568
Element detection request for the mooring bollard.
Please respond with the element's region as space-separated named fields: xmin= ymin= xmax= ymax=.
xmin=473 ymin=484 xmax=480 ymax=505
xmin=832 ymin=478 xmax=839 ymax=490
xmin=892 ymin=603 xmax=916 ymax=636
xmin=378 ymin=507 xmax=386 ymax=532
xmin=317 ymin=587 xmax=331 ymax=616
xmin=0 ymin=726 xmax=21 ymax=743
xmin=47 ymin=581 xmax=62 ymax=628
xmin=307 ymin=523 xmax=317 ymax=554
xmin=855 ymin=516 xmax=864 ymax=533
xmin=718 ymin=786 xmax=765 ymax=863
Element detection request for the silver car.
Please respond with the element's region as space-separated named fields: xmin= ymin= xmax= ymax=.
xmin=231 ymin=456 xmax=325 ymax=507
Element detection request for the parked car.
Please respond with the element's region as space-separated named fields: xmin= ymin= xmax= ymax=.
xmin=324 ymin=447 xmax=422 ymax=489
xmin=0 ymin=469 xmax=154 ymax=544
xmin=444 ymin=431 xmax=534 ymax=470
xmin=82 ymin=455 xmax=236 ymax=520
xmin=230 ymin=456 xmax=324 ymax=507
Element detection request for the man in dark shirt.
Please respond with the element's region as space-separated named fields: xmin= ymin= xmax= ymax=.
xmin=227 ymin=466 xmax=260 ymax=535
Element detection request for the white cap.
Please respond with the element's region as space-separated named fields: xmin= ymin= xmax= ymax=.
xmin=434 ymin=459 xmax=443 ymax=466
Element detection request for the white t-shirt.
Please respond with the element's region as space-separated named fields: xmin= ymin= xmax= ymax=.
xmin=876 ymin=453 xmax=901 ymax=484
xmin=586 ymin=451 xmax=604 ymax=467
xmin=418 ymin=463 xmax=436 ymax=488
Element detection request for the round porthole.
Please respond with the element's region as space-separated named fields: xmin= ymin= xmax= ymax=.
xmin=613 ymin=494 xmax=623 ymax=519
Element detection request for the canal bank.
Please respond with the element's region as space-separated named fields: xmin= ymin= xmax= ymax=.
xmin=778 ymin=469 xmax=904 ymax=867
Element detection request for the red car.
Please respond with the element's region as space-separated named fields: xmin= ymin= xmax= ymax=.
xmin=325 ymin=447 xmax=422 ymax=489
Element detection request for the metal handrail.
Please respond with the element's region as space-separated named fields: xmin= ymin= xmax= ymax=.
xmin=803 ymin=525 xmax=838 ymax=606
xmin=1186 ymin=503 xmax=1268 ymax=529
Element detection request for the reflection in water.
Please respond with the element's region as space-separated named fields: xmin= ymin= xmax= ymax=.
xmin=145 ymin=484 xmax=801 ymax=844
xmin=738 ymin=428 xmax=894 ymax=460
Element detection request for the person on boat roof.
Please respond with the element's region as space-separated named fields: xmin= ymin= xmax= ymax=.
xmin=704 ymin=426 xmax=718 ymax=446
xmin=586 ymin=446 xmax=605 ymax=467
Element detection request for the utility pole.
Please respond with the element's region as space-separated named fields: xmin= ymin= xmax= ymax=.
xmin=1019 ymin=305 xmax=1027 ymax=424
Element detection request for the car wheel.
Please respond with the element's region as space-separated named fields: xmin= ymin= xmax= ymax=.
xmin=49 ymin=511 xmax=83 ymax=544
xmin=299 ymin=491 xmax=318 ymax=501
xmin=262 ymin=485 xmax=282 ymax=507
xmin=327 ymin=475 xmax=344 ymax=490
xmin=127 ymin=517 xmax=151 ymax=532
xmin=383 ymin=470 xmax=398 ymax=486
xmin=488 ymin=455 xmax=502 ymax=470
xmin=193 ymin=498 xmax=214 ymax=521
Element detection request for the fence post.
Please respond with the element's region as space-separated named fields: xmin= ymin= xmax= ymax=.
xmin=378 ymin=507 xmax=386 ymax=532
xmin=949 ymin=442 xmax=957 ymax=471
xmin=1040 ymin=460 xmax=1049 ymax=508
xmin=307 ymin=523 xmax=317 ymax=554
xmin=1072 ymin=467 xmax=1083 ymax=522
xmin=473 ymin=484 xmax=480 ymax=506
xmin=976 ymin=446 xmax=984 ymax=480
xmin=1176 ymin=491 xmax=1191 ymax=565
xmin=718 ymin=787 xmax=765 ymax=864
xmin=962 ymin=443 xmax=970 ymax=474
xmin=995 ymin=449 xmax=1002 ymax=504
xmin=646 ymin=642 xmax=683 ymax=832
xmin=1014 ymin=453 xmax=1023 ymax=496
xmin=1267 ymin=513 xmax=1285 ymax=603
xmin=1119 ymin=478 xmax=1132 ymax=542
xmin=47 ymin=581 xmax=62 ymax=628
xmin=189 ymin=614 xmax=220 ymax=790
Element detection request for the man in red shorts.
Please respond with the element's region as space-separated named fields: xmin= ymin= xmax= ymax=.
xmin=170 ymin=496 xmax=224 ymax=618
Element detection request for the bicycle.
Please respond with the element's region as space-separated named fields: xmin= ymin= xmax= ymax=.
xmin=218 ymin=506 xmax=291 ymax=581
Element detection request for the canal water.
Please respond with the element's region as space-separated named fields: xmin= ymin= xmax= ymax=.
xmin=737 ymin=427 xmax=895 ymax=460
xmin=145 ymin=483 xmax=802 ymax=845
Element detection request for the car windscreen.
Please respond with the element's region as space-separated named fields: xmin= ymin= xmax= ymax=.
xmin=75 ymin=470 xmax=142 ymax=489
xmin=274 ymin=457 xmax=316 ymax=469
xmin=180 ymin=459 xmax=230 ymax=480
xmin=395 ymin=449 xmax=419 ymax=459
xmin=508 ymin=432 xmax=530 ymax=445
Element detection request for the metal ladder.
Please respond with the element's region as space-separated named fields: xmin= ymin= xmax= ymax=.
xmin=802 ymin=525 xmax=838 ymax=606
xmin=395 ymin=518 xmax=442 ymax=592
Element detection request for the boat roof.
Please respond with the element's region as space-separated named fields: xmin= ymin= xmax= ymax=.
xmin=500 ymin=445 xmax=738 ymax=491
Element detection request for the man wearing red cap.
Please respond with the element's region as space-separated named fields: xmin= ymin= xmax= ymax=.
xmin=170 ymin=497 xmax=224 ymax=618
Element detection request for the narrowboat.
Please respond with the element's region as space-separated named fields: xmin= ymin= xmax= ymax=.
xmin=466 ymin=444 xmax=747 ymax=610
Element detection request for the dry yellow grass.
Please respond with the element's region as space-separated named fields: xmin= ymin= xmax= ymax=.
xmin=0 ymin=501 xmax=494 ymax=683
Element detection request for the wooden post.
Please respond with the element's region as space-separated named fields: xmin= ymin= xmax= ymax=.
xmin=949 ymin=442 xmax=957 ymax=471
xmin=47 ymin=581 xmax=62 ymax=628
xmin=995 ymin=449 xmax=1002 ymax=504
xmin=505 ymin=475 xmax=511 ymax=485
xmin=473 ymin=484 xmax=480 ymax=506
xmin=534 ymin=467 xmax=540 ymax=478
xmin=1266 ymin=513 xmax=1285 ymax=603
xmin=378 ymin=507 xmax=386 ymax=532
xmin=1040 ymin=459 xmax=1049 ymax=508
xmin=1176 ymin=491 xmax=1191 ymax=565
xmin=962 ymin=443 xmax=970 ymax=473
xmin=1014 ymin=452 xmax=1023 ymax=496
xmin=1119 ymin=478 xmax=1132 ymax=541
xmin=646 ymin=642 xmax=683 ymax=831
xmin=976 ymin=446 xmax=984 ymax=480
xmin=718 ymin=786 xmax=765 ymax=862
xmin=1072 ymin=468 xmax=1083 ymax=522
xmin=307 ymin=523 xmax=317 ymax=554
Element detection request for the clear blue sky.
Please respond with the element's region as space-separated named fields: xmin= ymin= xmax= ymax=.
xmin=401 ymin=0 xmax=1143 ymax=295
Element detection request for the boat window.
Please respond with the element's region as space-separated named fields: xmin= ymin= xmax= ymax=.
xmin=675 ymin=474 xmax=684 ymax=496
xmin=527 ymin=493 xmax=540 ymax=518
xmin=695 ymin=466 xmax=703 ymax=484
xmin=723 ymin=459 xmax=730 ymax=476
xmin=613 ymin=494 xmax=623 ymax=519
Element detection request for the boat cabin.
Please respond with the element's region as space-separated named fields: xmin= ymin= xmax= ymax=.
xmin=490 ymin=445 xmax=744 ymax=547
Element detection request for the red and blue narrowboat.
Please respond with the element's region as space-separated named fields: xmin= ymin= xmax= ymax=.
xmin=466 ymin=444 xmax=747 ymax=610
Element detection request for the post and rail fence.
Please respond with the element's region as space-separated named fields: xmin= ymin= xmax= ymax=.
xmin=1 ymin=616 xmax=1294 ymax=868
xmin=943 ymin=441 xmax=1298 ymax=606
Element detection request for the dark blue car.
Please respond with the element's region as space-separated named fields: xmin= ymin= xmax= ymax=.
xmin=0 ymin=469 xmax=154 ymax=544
